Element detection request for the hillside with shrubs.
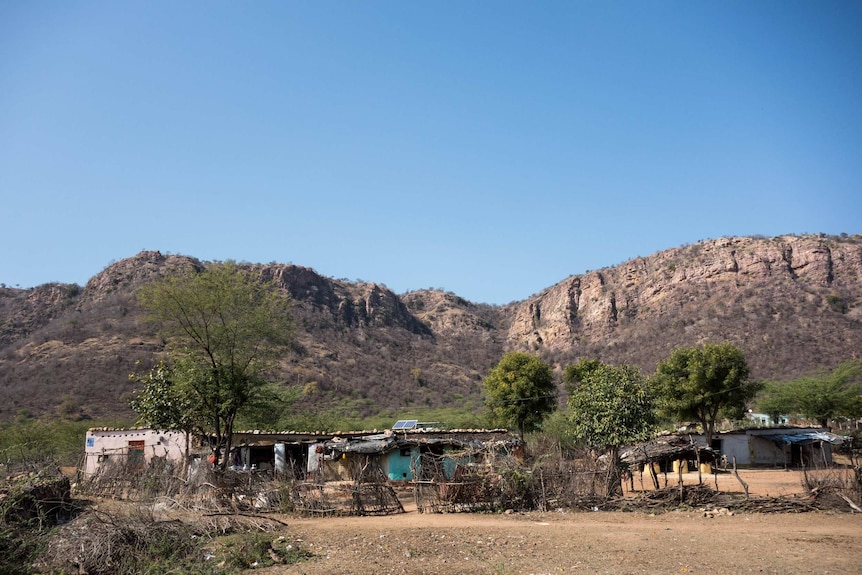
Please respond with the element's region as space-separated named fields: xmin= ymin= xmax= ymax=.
xmin=0 ymin=233 xmax=860 ymax=427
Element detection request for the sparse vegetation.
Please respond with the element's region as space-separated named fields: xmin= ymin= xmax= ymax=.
xmin=826 ymin=292 xmax=848 ymax=313
xmin=0 ymin=419 xmax=108 ymax=467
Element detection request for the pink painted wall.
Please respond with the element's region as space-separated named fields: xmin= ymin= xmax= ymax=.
xmin=84 ymin=428 xmax=187 ymax=475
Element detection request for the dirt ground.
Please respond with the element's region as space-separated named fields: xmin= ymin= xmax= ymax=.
xmin=256 ymin=470 xmax=862 ymax=575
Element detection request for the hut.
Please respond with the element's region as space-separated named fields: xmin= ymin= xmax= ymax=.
xmin=712 ymin=427 xmax=847 ymax=468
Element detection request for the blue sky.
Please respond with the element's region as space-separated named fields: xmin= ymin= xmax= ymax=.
xmin=2 ymin=2 xmax=860 ymax=304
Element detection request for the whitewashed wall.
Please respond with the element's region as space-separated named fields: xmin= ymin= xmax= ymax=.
xmin=84 ymin=429 xmax=187 ymax=475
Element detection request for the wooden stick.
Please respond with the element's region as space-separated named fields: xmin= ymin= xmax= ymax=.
xmin=695 ymin=447 xmax=702 ymax=485
xmin=732 ymin=456 xmax=749 ymax=499
xmin=839 ymin=494 xmax=862 ymax=513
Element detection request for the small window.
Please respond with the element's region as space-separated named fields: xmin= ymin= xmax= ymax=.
xmin=400 ymin=448 xmax=412 ymax=457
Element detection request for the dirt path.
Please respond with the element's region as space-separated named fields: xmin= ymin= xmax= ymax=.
xmin=257 ymin=471 xmax=862 ymax=575
xmin=259 ymin=507 xmax=860 ymax=575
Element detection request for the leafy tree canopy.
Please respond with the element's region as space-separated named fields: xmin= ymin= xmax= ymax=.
xmin=566 ymin=360 xmax=655 ymax=496
xmin=129 ymin=360 xmax=199 ymax=433
xmin=566 ymin=360 xmax=655 ymax=450
xmin=483 ymin=352 xmax=556 ymax=439
xmin=651 ymin=342 xmax=759 ymax=444
xmin=135 ymin=261 xmax=294 ymax=468
xmin=757 ymin=360 xmax=862 ymax=427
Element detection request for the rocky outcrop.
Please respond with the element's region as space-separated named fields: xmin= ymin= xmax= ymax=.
xmin=1 ymin=234 xmax=860 ymax=422
xmin=81 ymin=251 xmax=202 ymax=303
xmin=506 ymin=235 xmax=862 ymax=365
xmin=259 ymin=264 xmax=431 ymax=334
xmin=402 ymin=290 xmax=502 ymax=340
xmin=0 ymin=284 xmax=81 ymax=346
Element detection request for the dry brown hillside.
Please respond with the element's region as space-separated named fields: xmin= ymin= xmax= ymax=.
xmin=0 ymin=234 xmax=860 ymax=424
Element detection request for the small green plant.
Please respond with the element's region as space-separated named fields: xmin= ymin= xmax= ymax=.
xmin=826 ymin=293 xmax=847 ymax=313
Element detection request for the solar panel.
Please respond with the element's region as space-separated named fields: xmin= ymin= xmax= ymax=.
xmin=392 ymin=419 xmax=418 ymax=430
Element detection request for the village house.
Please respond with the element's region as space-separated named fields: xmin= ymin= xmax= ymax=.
xmin=224 ymin=424 xmax=520 ymax=483
xmin=622 ymin=426 xmax=848 ymax=474
xmin=708 ymin=426 xmax=848 ymax=467
xmin=83 ymin=422 xmax=522 ymax=484
xmin=84 ymin=428 xmax=188 ymax=475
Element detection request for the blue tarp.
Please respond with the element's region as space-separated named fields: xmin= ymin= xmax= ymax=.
xmin=766 ymin=432 xmax=848 ymax=446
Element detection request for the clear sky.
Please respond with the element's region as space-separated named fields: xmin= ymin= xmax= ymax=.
xmin=2 ymin=2 xmax=860 ymax=304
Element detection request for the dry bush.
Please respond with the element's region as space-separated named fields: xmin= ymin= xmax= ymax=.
xmin=0 ymin=465 xmax=77 ymax=575
xmin=76 ymin=455 xmax=188 ymax=502
xmin=411 ymin=442 xmax=610 ymax=514
xmin=800 ymin=450 xmax=862 ymax=511
xmin=526 ymin=449 xmax=609 ymax=510
xmin=76 ymin=456 xmax=300 ymax=515
xmin=36 ymin=506 xmax=307 ymax=575
xmin=37 ymin=512 xmax=200 ymax=575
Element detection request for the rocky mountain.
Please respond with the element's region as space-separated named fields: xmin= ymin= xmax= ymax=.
xmin=1 ymin=234 xmax=860 ymax=425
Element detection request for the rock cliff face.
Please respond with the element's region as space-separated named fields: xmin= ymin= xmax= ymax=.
xmin=507 ymin=235 xmax=862 ymax=374
xmin=0 ymin=283 xmax=81 ymax=347
xmin=401 ymin=291 xmax=504 ymax=341
xmin=257 ymin=264 xmax=431 ymax=334
xmin=0 ymin=234 xmax=860 ymax=422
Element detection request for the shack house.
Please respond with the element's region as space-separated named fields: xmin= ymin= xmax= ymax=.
xmin=84 ymin=428 xmax=334 ymax=477
xmin=323 ymin=423 xmax=522 ymax=483
xmin=710 ymin=427 xmax=847 ymax=467
xmin=227 ymin=424 xmax=521 ymax=483
xmin=622 ymin=426 xmax=848 ymax=474
xmin=621 ymin=435 xmax=717 ymax=474
xmin=223 ymin=430 xmax=376 ymax=477
xmin=84 ymin=428 xmax=188 ymax=475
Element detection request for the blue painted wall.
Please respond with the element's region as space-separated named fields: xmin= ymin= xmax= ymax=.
xmin=387 ymin=447 xmax=418 ymax=480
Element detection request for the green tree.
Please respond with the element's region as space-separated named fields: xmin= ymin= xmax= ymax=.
xmin=758 ymin=361 xmax=862 ymax=427
xmin=651 ymin=342 xmax=759 ymax=445
xmin=130 ymin=361 xmax=198 ymax=432
xmin=129 ymin=361 xmax=199 ymax=471
xmin=566 ymin=360 xmax=655 ymax=497
xmin=135 ymin=261 xmax=294 ymax=469
xmin=483 ymin=352 xmax=556 ymax=439
xmin=755 ymin=382 xmax=795 ymax=425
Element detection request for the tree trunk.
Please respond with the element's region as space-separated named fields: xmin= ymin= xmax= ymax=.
xmin=221 ymin=416 xmax=236 ymax=471
xmin=182 ymin=430 xmax=190 ymax=478
xmin=606 ymin=446 xmax=623 ymax=498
